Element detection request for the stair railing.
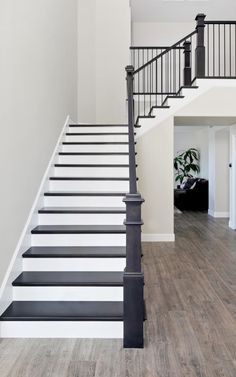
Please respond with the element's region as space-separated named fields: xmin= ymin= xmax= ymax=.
xmin=123 ymin=13 xmax=236 ymax=348
xmin=130 ymin=13 xmax=236 ymax=125
xmin=123 ymin=65 xmax=144 ymax=348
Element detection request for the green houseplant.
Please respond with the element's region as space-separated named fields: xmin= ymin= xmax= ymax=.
xmin=174 ymin=148 xmax=200 ymax=185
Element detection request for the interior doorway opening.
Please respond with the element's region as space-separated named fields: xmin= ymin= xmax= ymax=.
xmin=173 ymin=116 xmax=236 ymax=229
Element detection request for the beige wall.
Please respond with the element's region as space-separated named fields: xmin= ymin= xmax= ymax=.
xmin=0 ymin=0 xmax=77 ymax=286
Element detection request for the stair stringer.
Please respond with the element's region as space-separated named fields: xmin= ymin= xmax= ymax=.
xmin=136 ymin=79 xmax=236 ymax=139
xmin=0 ymin=116 xmax=72 ymax=316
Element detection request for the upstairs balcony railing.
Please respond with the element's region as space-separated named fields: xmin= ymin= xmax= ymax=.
xmin=129 ymin=14 xmax=236 ymax=124
xmin=123 ymin=14 xmax=236 ymax=349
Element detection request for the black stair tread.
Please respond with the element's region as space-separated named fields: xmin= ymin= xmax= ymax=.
xmin=59 ymin=152 xmax=130 ymax=155
xmin=69 ymin=124 xmax=128 ymax=127
xmin=62 ymin=142 xmax=134 ymax=145
xmin=66 ymin=132 xmax=130 ymax=136
xmin=13 ymin=271 xmax=124 ymax=287
xmin=54 ymin=164 xmax=130 ymax=168
xmin=23 ymin=246 xmax=126 ymax=258
xmin=0 ymin=301 xmax=123 ymax=321
xmin=44 ymin=191 xmax=127 ymax=197
xmin=152 ymin=105 xmax=170 ymax=109
xmin=31 ymin=225 xmax=126 ymax=234
xmin=50 ymin=177 xmax=133 ymax=181
xmin=38 ymin=207 xmax=126 ymax=214
xmin=167 ymin=95 xmax=185 ymax=98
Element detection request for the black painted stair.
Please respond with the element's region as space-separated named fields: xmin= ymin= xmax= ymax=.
xmin=50 ymin=177 xmax=132 ymax=181
xmin=31 ymin=225 xmax=126 ymax=234
xmin=38 ymin=207 xmax=126 ymax=214
xmin=62 ymin=142 xmax=131 ymax=145
xmin=54 ymin=164 xmax=130 ymax=167
xmin=69 ymin=124 xmax=128 ymax=127
xmin=59 ymin=152 xmax=131 ymax=155
xmin=12 ymin=271 xmax=124 ymax=286
xmin=22 ymin=246 xmax=126 ymax=258
xmin=0 ymin=301 xmax=123 ymax=321
xmin=66 ymin=132 xmax=130 ymax=136
xmin=44 ymin=191 xmax=127 ymax=197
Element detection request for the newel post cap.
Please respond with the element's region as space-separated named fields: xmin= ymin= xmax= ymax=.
xmin=125 ymin=65 xmax=135 ymax=74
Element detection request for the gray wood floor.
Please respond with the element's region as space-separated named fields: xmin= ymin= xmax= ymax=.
xmin=1 ymin=212 xmax=236 ymax=376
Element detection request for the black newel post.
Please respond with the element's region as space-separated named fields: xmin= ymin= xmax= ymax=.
xmin=195 ymin=13 xmax=206 ymax=77
xmin=124 ymin=66 xmax=144 ymax=348
xmin=183 ymin=41 xmax=192 ymax=86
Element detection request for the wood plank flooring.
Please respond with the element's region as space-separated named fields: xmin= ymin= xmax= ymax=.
xmin=1 ymin=212 xmax=236 ymax=376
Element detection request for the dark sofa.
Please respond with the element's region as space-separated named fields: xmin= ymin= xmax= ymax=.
xmin=174 ymin=178 xmax=208 ymax=211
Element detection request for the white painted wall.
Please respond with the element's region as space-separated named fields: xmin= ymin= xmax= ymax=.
xmin=0 ymin=0 xmax=77 ymax=286
xmin=132 ymin=22 xmax=194 ymax=46
xmin=174 ymin=126 xmax=209 ymax=187
xmin=137 ymin=117 xmax=174 ymax=241
xmin=229 ymin=125 xmax=236 ymax=228
xmin=208 ymin=127 xmax=230 ymax=217
xmin=77 ymin=0 xmax=131 ymax=123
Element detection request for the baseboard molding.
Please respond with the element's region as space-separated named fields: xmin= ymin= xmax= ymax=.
xmin=208 ymin=210 xmax=229 ymax=218
xmin=142 ymin=233 xmax=175 ymax=242
xmin=0 ymin=115 xmax=71 ymax=316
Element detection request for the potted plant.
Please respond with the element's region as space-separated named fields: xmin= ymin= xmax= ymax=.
xmin=174 ymin=148 xmax=200 ymax=187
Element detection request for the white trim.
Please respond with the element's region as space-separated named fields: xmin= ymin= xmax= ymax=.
xmin=0 ymin=115 xmax=71 ymax=316
xmin=0 ymin=321 xmax=123 ymax=338
xmin=208 ymin=210 xmax=229 ymax=218
xmin=142 ymin=233 xmax=175 ymax=242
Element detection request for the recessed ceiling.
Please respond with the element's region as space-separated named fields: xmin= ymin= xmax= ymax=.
xmin=131 ymin=0 xmax=236 ymax=22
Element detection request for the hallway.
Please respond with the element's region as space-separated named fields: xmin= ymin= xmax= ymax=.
xmin=1 ymin=212 xmax=236 ymax=376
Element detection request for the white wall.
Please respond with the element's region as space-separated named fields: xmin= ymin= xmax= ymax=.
xmin=174 ymin=126 xmax=209 ymax=186
xmin=77 ymin=0 xmax=131 ymax=123
xmin=132 ymin=22 xmax=194 ymax=46
xmin=137 ymin=117 xmax=174 ymax=241
xmin=209 ymin=127 xmax=230 ymax=217
xmin=0 ymin=0 xmax=77 ymax=286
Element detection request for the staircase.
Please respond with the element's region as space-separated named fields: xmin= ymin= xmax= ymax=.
xmin=0 ymin=123 xmax=144 ymax=346
xmin=1 ymin=12 xmax=235 ymax=348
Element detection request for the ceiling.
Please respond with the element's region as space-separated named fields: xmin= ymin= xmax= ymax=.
xmin=174 ymin=116 xmax=236 ymax=127
xmin=130 ymin=0 xmax=236 ymax=22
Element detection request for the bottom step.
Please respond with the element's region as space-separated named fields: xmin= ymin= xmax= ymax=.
xmin=0 ymin=301 xmax=123 ymax=338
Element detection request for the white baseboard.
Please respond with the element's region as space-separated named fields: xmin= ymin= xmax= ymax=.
xmin=142 ymin=233 xmax=175 ymax=242
xmin=208 ymin=210 xmax=229 ymax=218
xmin=0 ymin=115 xmax=71 ymax=316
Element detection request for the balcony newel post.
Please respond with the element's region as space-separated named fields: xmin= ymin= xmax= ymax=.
xmin=123 ymin=65 xmax=144 ymax=348
xmin=195 ymin=13 xmax=206 ymax=77
xmin=183 ymin=41 xmax=192 ymax=86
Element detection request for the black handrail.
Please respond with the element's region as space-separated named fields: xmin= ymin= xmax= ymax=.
xmin=134 ymin=30 xmax=197 ymax=74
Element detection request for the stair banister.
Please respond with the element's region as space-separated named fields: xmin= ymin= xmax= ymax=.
xmin=195 ymin=13 xmax=206 ymax=77
xmin=123 ymin=65 xmax=144 ymax=348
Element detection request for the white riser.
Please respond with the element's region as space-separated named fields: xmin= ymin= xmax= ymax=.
xmin=44 ymin=196 xmax=125 ymax=207
xmin=61 ymin=144 xmax=129 ymax=153
xmin=0 ymin=321 xmax=123 ymax=338
xmin=38 ymin=213 xmax=125 ymax=225
xmin=65 ymin=135 xmax=128 ymax=143
xmin=57 ymin=155 xmax=129 ymax=164
xmin=13 ymin=287 xmax=123 ymax=301
xmin=54 ymin=167 xmax=129 ymax=178
xmin=23 ymin=258 xmax=126 ymax=271
xmin=31 ymin=234 xmax=126 ymax=247
xmin=50 ymin=180 xmax=129 ymax=192
xmin=67 ymin=126 xmax=127 ymax=134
